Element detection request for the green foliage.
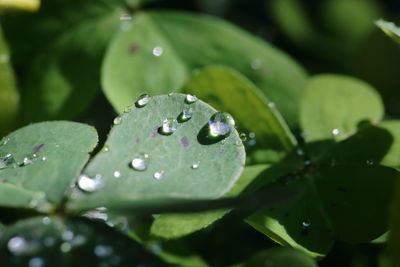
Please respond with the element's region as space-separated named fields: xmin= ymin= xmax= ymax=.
xmin=376 ymin=19 xmax=400 ymax=45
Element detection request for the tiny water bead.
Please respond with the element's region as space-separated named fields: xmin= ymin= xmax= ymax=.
xmin=0 ymin=153 xmax=15 ymax=169
xmin=131 ymin=157 xmax=148 ymax=171
xmin=250 ymin=59 xmax=262 ymax=70
xmin=178 ymin=107 xmax=193 ymax=122
xmin=77 ymin=174 xmax=105 ymax=193
xmin=7 ymin=236 xmax=27 ymax=255
xmin=185 ymin=94 xmax=198 ymax=104
xmin=23 ymin=153 xmax=38 ymax=166
xmin=94 ymin=245 xmax=114 ymax=258
xmin=29 ymin=257 xmax=44 ymax=267
xmin=246 ymin=132 xmax=256 ymax=147
xmin=135 ymin=94 xmax=150 ymax=108
xmin=153 ymin=171 xmax=165 ymax=180
xmin=113 ymin=171 xmax=122 ymax=178
xmin=332 ymin=128 xmax=340 ymax=136
xmin=239 ymin=133 xmax=247 ymax=142
xmin=208 ymin=112 xmax=235 ymax=138
xmin=152 ymin=46 xmax=164 ymax=57
xmin=268 ymin=102 xmax=276 ymax=108
xmin=113 ymin=116 xmax=122 ymax=125
xmin=302 ymin=221 xmax=311 ymax=227
xmin=160 ymin=118 xmax=179 ymax=135
xmin=191 ymin=162 xmax=200 ymax=169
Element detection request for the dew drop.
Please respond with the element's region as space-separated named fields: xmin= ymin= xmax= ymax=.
xmin=302 ymin=221 xmax=311 ymax=227
xmin=42 ymin=217 xmax=51 ymax=225
xmin=113 ymin=116 xmax=122 ymax=125
xmin=208 ymin=112 xmax=235 ymax=138
xmin=239 ymin=133 xmax=247 ymax=142
xmin=77 ymin=174 xmax=104 ymax=193
xmin=153 ymin=171 xmax=165 ymax=180
xmin=160 ymin=118 xmax=179 ymax=135
xmin=185 ymin=94 xmax=198 ymax=104
xmin=41 ymin=156 xmax=47 ymax=161
xmin=135 ymin=94 xmax=150 ymax=107
xmin=251 ymin=59 xmax=262 ymax=70
xmin=124 ymin=106 xmax=132 ymax=113
xmin=268 ymin=102 xmax=276 ymax=108
xmin=7 ymin=236 xmax=27 ymax=255
xmin=113 ymin=171 xmax=121 ymax=178
xmin=366 ymin=159 xmax=374 ymax=165
xmin=29 ymin=257 xmax=44 ymax=267
xmin=94 ymin=245 xmax=113 ymax=258
xmin=246 ymin=132 xmax=256 ymax=147
xmin=332 ymin=128 xmax=340 ymax=136
xmin=152 ymin=46 xmax=163 ymax=56
xmin=191 ymin=162 xmax=200 ymax=169
xmin=0 ymin=153 xmax=15 ymax=169
xmin=131 ymin=157 xmax=147 ymax=171
xmin=178 ymin=107 xmax=193 ymax=122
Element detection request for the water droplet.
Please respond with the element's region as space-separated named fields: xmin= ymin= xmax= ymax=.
xmin=302 ymin=221 xmax=311 ymax=227
xmin=304 ymin=160 xmax=312 ymax=167
xmin=60 ymin=242 xmax=72 ymax=253
xmin=239 ymin=133 xmax=247 ymax=142
xmin=29 ymin=257 xmax=44 ymax=267
xmin=178 ymin=107 xmax=193 ymax=122
xmin=124 ymin=106 xmax=132 ymax=113
xmin=246 ymin=132 xmax=256 ymax=147
xmin=0 ymin=153 xmax=15 ymax=169
xmin=251 ymin=59 xmax=262 ymax=70
xmin=332 ymin=128 xmax=340 ymax=136
xmin=208 ymin=112 xmax=235 ymax=138
xmin=152 ymin=46 xmax=163 ymax=56
xmin=7 ymin=236 xmax=27 ymax=255
xmin=102 ymin=145 xmax=110 ymax=153
xmin=235 ymin=140 xmax=242 ymax=146
xmin=296 ymin=149 xmax=304 ymax=156
xmin=94 ymin=245 xmax=113 ymax=258
xmin=77 ymin=174 xmax=104 ymax=193
xmin=135 ymin=94 xmax=150 ymax=107
xmin=41 ymin=156 xmax=47 ymax=161
xmin=113 ymin=116 xmax=122 ymax=125
xmin=131 ymin=157 xmax=147 ymax=171
xmin=366 ymin=159 xmax=374 ymax=165
xmin=153 ymin=171 xmax=164 ymax=180
xmin=113 ymin=171 xmax=121 ymax=178
xmin=185 ymin=94 xmax=197 ymax=104
xmin=23 ymin=154 xmax=37 ymax=165
xmin=268 ymin=102 xmax=276 ymax=108
xmin=191 ymin=162 xmax=200 ymax=169
xmin=120 ymin=14 xmax=132 ymax=31
xmin=62 ymin=231 xmax=74 ymax=241
xmin=160 ymin=118 xmax=179 ymax=135
xmin=42 ymin=217 xmax=51 ymax=225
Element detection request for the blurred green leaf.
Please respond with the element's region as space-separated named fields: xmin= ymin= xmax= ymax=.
xmin=389 ymin=179 xmax=400 ymax=267
xmin=376 ymin=19 xmax=400 ymax=45
xmin=0 ymin=121 xmax=98 ymax=208
xmin=102 ymin=10 xmax=308 ymax=127
xmin=300 ymin=74 xmax=384 ymax=142
xmin=182 ymin=66 xmax=297 ymax=152
xmin=0 ymin=26 xmax=19 ymax=137
xmin=0 ymin=216 xmax=164 ymax=266
xmin=0 ymin=0 xmax=40 ymax=12
xmin=67 ymin=94 xmax=245 ymax=212
xmin=242 ymin=247 xmax=318 ymax=267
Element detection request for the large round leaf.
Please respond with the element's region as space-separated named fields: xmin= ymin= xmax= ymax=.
xmin=102 ymin=10 xmax=308 ymax=127
xmin=0 ymin=121 xmax=98 ymax=209
xmin=67 ymin=94 xmax=245 ymax=212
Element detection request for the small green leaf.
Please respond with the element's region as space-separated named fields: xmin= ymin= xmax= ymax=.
xmin=242 ymin=248 xmax=317 ymax=267
xmin=102 ymin=10 xmax=308 ymax=127
xmin=0 ymin=121 xmax=98 ymax=208
xmin=150 ymin=164 xmax=270 ymax=239
xmin=67 ymin=94 xmax=245 ymax=212
xmin=0 ymin=25 xmax=19 ymax=137
xmin=0 ymin=216 xmax=164 ymax=266
xmin=300 ymin=74 xmax=384 ymax=142
xmin=182 ymin=66 xmax=297 ymax=152
xmin=376 ymin=19 xmax=400 ymax=45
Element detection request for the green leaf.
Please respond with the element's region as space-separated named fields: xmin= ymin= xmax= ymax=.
xmin=0 ymin=0 xmax=40 ymax=12
xmin=389 ymin=179 xmax=400 ymax=266
xmin=242 ymin=248 xmax=317 ymax=267
xmin=102 ymin=10 xmax=308 ymax=127
xmin=150 ymin=164 xmax=270 ymax=239
xmin=181 ymin=66 xmax=297 ymax=152
xmin=0 ymin=216 xmax=164 ymax=266
xmin=315 ymin=165 xmax=397 ymax=243
xmin=379 ymin=121 xmax=400 ymax=168
xmin=300 ymin=74 xmax=384 ymax=142
xmin=0 ymin=183 xmax=45 ymax=209
xmin=67 ymin=94 xmax=245 ymax=212
xmin=376 ymin=19 xmax=400 ymax=45
xmin=2 ymin=0 xmax=119 ymax=122
xmin=0 ymin=121 xmax=98 ymax=209
xmin=0 ymin=25 xmax=19 ymax=137
xmin=246 ymin=176 xmax=334 ymax=258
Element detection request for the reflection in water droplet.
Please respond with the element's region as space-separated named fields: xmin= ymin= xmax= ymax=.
xmin=113 ymin=117 xmax=122 ymax=125
xmin=153 ymin=171 xmax=165 ymax=180
xmin=29 ymin=257 xmax=44 ymax=267
xmin=191 ymin=162 xmax=200 ymax=169
xmin=178 ymin=107 xmax=193 ymax=122
xmin=77 ymin=174 xmax=104 ymax=193
xmin=135 ymin=94 xmax=150 ymax=107
xmin=94 ymin=245 xmax=114 ymax=258
xmin=152 ymin=46 xmax=163 ymax=56
xmin=302 ymin=221 xmax=311 ymax=227
xmin=0 ymin=153 xmax=15 ymax=169
xmin=208 ymin=112 xmax=235 ymax=138
xmin=113 ymin=171 xmax=121 ymax=178
xmin=160 ymin=118 xmax=179 ymax=135
xmin=185 ymin=94 xmax=197 ymax=104
xmin=7 ymin=236 xmax=27 ymax=255
xmin=332 ymin=128 xmax=340 ymax=136
xmin=131 ymin=157 xmax=147 ymax=171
